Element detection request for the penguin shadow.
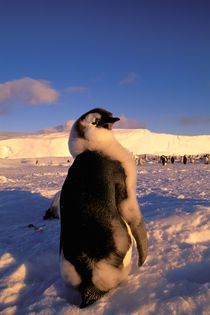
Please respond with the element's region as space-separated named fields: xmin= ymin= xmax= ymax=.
xmin=0 ymin=250 xmax=82 ymax=314
xmin=0 ymin=189 xmax=62 ymax=313
xmin=0 ymin=188 xmax=50 ymax=225
xmin=0 ymin=188 xmax=86 ymax=313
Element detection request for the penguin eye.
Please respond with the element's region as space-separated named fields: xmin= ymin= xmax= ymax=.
xmin=92 ymin=118 xmax=100 ymax=126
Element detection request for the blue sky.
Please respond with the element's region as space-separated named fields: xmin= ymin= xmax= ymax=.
xmin=0 ymin=0 xmax=210 ymax=135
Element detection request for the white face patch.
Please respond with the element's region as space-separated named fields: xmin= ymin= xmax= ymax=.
xmin=81 ymin=113 xmax=101 ymax=127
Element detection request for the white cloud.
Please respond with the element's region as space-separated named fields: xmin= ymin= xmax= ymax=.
xmin=39 ymin=120 xmax=75 ymax=134
xmin=0 ymin=77 xmax=59 ymax=114
xmin=120 ymin=72 xmax=140 ymax=85
xmin=114 ymin=114 xmax=147 ymax=129
xmin=65 ymin=86 xmax=89 ymax=93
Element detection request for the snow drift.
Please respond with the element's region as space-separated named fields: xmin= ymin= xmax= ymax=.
xmin=0 ymin=159 xmax=209 ymax=314
xmin=0 ymin=129 xmax=209 ymax=159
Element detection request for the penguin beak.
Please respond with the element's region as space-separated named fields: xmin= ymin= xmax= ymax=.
xmin=100 ymin=116 xmax=120 ymax=129
xmin=109 ymin=117 xmax=120 ymax=123
xmin=101 ymin=116 xmax=120 ymax=125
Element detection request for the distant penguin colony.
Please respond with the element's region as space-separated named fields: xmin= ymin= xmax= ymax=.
xmin=59 ymin=108 xmax=148 ymax=308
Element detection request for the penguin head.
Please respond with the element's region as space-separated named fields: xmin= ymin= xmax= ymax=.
xmin=75 ymin=108 xmax=120 ymax=137
xmin=69 ymin=108 xmax=120 ymax=157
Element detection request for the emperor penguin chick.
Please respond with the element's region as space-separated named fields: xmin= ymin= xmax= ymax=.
xmin=60 ymin=108 xmax=148 ymax=308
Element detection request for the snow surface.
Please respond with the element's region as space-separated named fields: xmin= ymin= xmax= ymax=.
xmin=0 ymin=156 xmax=209 ymax=315
xmin=0 ymin=129 xmax=209 ymax=159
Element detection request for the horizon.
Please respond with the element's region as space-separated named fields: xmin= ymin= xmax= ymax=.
xmin=1 ymin=129 xmax=208 ymax=138
xmin=0 ymin=0 xmax=210 ymax=136
xmin=1 ymin=126 xmax=209 ymax=159
xmin=0 ymin=124 xmax=210 ymax=138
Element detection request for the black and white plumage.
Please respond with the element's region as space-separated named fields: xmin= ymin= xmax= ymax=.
xmin=160 ymin=155 xmax=168 ymax=166
xmin=60 ymin=108 xmax=148 ymax=308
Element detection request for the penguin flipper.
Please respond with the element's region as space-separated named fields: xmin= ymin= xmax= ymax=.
xmin=115 ymin=180 xmax=148 ymax=266
xmin=129 ymin=218 xmax=148 ymax=266
xmin=80 ymin=282 xmax=106 ymax=308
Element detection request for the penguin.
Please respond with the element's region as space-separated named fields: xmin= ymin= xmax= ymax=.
xmin=60 ymin=108 xmax=148 ymax=308
xmin=183 ymin=155 xmax=187 ymax=164
xmin=160 ymin=155 xmax=168 ymax=166
xmin=204 ymin=154 xmax=209 ymax=164
xmin=171 ymin=156 xmax=175 ymax=164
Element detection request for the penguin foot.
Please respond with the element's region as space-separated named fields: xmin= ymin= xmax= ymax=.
xmin=80 ymin=282 xmax=106 ymax=308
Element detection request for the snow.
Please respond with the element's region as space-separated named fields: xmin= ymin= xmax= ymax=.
xmin=0 ymin=154 xmax=209 ymax=314
xmin=0 ymin=128 xmax=209 ymax=159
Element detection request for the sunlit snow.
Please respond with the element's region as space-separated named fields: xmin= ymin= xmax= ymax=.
xmin=0 ymin=130 xmax=209 ymax=314
xmin=0 ymin=129 xmax=209 ymax=159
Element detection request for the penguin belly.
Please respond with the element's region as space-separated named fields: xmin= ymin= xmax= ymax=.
xmin=59 ymin=150 xmax=132 ymax=307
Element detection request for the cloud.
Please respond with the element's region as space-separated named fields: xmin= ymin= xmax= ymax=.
xmin=39 ymin=120 xmax=75 ymax=134
xmin=120 ymin=72 xmax=139 ymax=85
xmin=114 ymin=114 xmax=147 ymax=129
xmin=0 ymin=77 xmax=59 ymax=114
xmin=178 ymin=115 xmax=210 ymax=126
xmin=65 ymin=86 xmax=89 ymax=93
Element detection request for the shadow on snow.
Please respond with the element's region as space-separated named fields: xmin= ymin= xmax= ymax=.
xmin=138 ymin=192 xmax=210 ymax=221
xmin=0 ymin=189 xmax=78 ymax=314
xmin=0 ymin=188 xmax=209 ymax=313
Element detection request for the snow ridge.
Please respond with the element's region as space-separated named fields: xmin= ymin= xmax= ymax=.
xmin=0 ymin=129 xmax=209 ymax=159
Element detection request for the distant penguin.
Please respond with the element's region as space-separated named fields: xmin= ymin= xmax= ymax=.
xmin=183 ymin=155 xmax=187 ymax=164
xmin=171 ymin=156 xmax=175 ymax=164
xmin=161 ymin=155 xmax=167 ymax=166
xmin=204 ymin=154 xmax=209 ymax=164
xmin=60 ymin=108 xmax=148 ymax=308
xmin=134 ymin=155 xmax=140 ymax=166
